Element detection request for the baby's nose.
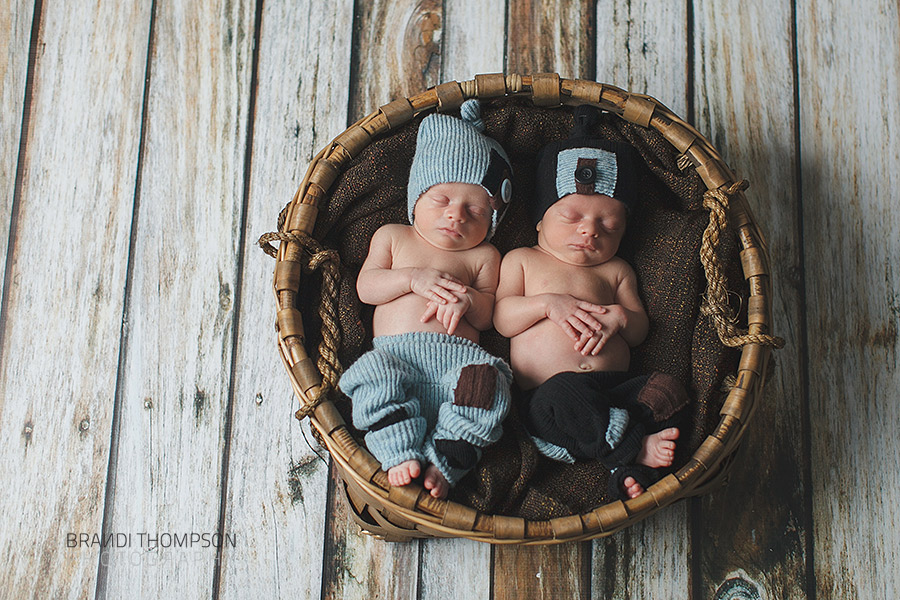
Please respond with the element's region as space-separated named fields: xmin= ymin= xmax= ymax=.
xmin=446 ymin=205 xmax=465 ymax=221
xmin=579 ymin=221 xmax=599 ymax=236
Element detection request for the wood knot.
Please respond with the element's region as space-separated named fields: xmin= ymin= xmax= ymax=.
xmin=713 ymin=575 xmax=764 ymax=600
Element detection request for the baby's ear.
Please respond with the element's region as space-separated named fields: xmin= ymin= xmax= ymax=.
xmin=536 ymin=220 xmax=542 ymax=232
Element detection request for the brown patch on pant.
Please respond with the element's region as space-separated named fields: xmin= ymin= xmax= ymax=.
xmin=454 ymin=364 xmax=497 ymax=410
xmin=636 ymin=372 xmax=689 ymax=422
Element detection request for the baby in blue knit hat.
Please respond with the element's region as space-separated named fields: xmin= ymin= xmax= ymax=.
xmin=339 ymin=100 xmax=514 ymax=499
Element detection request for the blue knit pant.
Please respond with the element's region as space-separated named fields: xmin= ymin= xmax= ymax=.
xmin=339 ymin=332 xmax=512 ymax=486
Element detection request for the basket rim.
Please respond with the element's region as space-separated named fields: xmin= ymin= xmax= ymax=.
xmin=269 ymin=73 xmax=777 ymax=544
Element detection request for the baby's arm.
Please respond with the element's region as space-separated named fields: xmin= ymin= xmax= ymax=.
xmin=459 ymin=245 xmax=501 ymax=331
xmin=493 ymin=249 xmax=607 ymax=340
xmin=357 ymin=226 xmax=468 ymax=306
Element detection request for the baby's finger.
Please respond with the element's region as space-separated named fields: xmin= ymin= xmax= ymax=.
xmin=576 ymin=332 xmax=596 ymax=355
xmin=577 ymin=301 xmax=607 ymax=314
xmin=429 ymin=287 xmax=456 ymax=304
xmin=574 ymin=309 xmax=603 ymax=331
xmin=438 ymin=277 xmax=468 ymax=293
xmin=420 ymin=302 xmax=438 ymax=323
xmin=560 ymin=321 xmax=581 ymax=341
xmin=446 ymin=311 xmax=461 ymax=336
xmin=574 ymin=329 xmax=596 ymax=350
xmin=567 ymin=316 xmax=594 ymax=338
xmin=440 ymin=309 xmax=455 ymax=333
xmin=590 ymin=335 xmax=608 ymax=355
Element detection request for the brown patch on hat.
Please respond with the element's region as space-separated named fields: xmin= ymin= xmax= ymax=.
xmin=574 ymin=157 xmax=598 ymax=195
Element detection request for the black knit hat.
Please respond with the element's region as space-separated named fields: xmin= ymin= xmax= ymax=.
xmin=533 ymin=105 xmax=641 ymax=226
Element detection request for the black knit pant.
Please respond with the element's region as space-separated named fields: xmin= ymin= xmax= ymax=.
xmin=520 ymin=371 xmax=651 ymax=469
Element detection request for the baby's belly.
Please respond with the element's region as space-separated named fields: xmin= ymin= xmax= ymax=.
xmin=510 ymin=319 xmax=630 ymax=390
xmin=371 ymin=293 xmax=480 ymax=343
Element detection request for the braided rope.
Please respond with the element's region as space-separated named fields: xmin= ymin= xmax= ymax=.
xmin=700 ymin=181 xmax=785 ymax=349
xmin=258 ymin=226 xmax=343 ymax=419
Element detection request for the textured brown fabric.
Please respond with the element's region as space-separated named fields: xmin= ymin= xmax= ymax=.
xmin=454 ymin=364 xmax=497 ymax=410
xmin=302 ymin=99 xmax=745 ymax=519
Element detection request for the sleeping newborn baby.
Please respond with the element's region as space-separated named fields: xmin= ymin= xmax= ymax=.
xmin=339 ymin=100 xmax=514 ymax=500
xmin=493 ymin=105 xmax=689 ymax=500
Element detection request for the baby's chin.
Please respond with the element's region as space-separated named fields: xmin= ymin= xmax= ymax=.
xmin=414 ymin=225 xmax=485 ymax=251
xmin=537 ymin=242 xmax=612 ymax=266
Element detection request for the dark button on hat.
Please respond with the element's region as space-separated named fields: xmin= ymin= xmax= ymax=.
xmin=575 ymin=164 xmax=596 ymax=185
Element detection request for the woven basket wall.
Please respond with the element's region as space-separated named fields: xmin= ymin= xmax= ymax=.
xmin=265 ymin=74 xmax=778 ymax=544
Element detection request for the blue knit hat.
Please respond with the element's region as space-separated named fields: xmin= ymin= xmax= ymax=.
xmin=408 ymin=100 xmax=513 ymax=239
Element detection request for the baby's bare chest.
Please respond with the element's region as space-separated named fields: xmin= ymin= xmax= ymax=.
xmin=525 ymin=262 xmax=617 ymax=303
xmin=392 ymin=243 xmax=480 ymax=284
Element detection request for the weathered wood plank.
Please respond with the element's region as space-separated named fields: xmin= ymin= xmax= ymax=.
xmin=797 ymin=1 xmax=900 ymax=598
xmin=322 ymin=469 xmax=419 ymax=600
xmin=441 ymin=0 xmax=507 ymax=83
xmin=322 ymin=1 xmax=440 ymax=596
xmin=507 ymin=0 xmax=595 ymax=78
xmin=591 ymin=4 xmax=692 ymax=599
xmin=495 ymin=543 xmax=589 ymax=600
xmin=215 ymin=0 xmax=354 ymax=598
xmin=415 ymin=2 xmax=510 ymax=595
xmin=348 ymin=0 xmax=443 ymax=121
xmin=0 ymin=0 xmax=34 ymax=303
xmin=415 ymin=2 xmax=508 ymax=596
xmin=692 ymin=1 xmax=810 ymax=598
xmin=593 ymin=513 xmax=689 ymax=599
xmin=0 ymin=1 xmax=150 ymax=597
xmin=97 ymin=1 xmax=255 ymax=597
xmin=594 ymin=0 xmax=689 ymax=118
xmin=493 ymin=3 xmax=598 ymax=598
xmin=419 ymin=536 xmax=492 ymax=600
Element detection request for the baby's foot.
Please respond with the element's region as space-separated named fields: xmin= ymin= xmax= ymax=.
xmin=636 ymin=427 xmax=679 ymax=468
xmin=623 ymin=476 xmax=644 ymax=499
xmin=387 ymin=459 xmax=421 ymax=487
xmin=423 ymin=464 xmax=450 ymax=499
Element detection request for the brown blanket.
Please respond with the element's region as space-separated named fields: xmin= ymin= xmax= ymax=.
xmin=302 ymin=100 xmax=744 ymax=519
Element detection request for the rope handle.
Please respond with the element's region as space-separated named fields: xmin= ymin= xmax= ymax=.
xmin=700 ymin=180 xmax=785 ymax=349
xmin=258 ymin=221 xmax=343 ymax=419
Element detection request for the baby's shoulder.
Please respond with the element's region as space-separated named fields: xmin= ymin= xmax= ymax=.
xmin=373 ymin=222 xmax=412 ymax=240
xmin=464 ymin=241 xmax=501 ymax=271
xmin=604 ymin=255 xmax=636 ymax=277
xmin=501 ymin=246 xmax=539 ymax=265
xmin=473 ymin=240 xmax=501 ymax=260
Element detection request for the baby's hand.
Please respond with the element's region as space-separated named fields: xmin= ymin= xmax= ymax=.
xmin=574 ymin=305 xmax=627 ymax=355
xmin=544 ymin=294 xmax=608 ymax=342
xmin=421 ymin=292 xmax=472 ymax=335
xmin=409 ymin=268 xmax=468 ymax=305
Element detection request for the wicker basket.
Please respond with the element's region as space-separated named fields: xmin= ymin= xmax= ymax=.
xmin=263 ymin=74 xmax=781 ymax=544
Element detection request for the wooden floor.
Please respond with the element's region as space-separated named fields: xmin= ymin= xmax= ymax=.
xmin=1 ymin=1 xmax=898 ymax=598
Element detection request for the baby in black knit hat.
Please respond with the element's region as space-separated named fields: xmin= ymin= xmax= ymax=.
xmin=493 ymin=105 xmax=689 ymax=500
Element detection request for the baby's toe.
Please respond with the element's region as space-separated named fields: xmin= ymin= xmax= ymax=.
xmin=623 ymin=477 xmax=644 ymax=499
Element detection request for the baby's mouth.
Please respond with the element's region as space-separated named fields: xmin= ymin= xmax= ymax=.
xmin=439 ymin=227 xmax=462 ymax=238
